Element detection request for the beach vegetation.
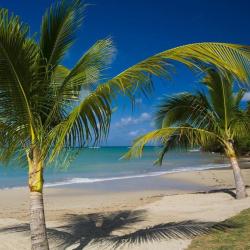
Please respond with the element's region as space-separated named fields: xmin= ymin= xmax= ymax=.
xmin=188 ymin=208 xmax=250 ymax=249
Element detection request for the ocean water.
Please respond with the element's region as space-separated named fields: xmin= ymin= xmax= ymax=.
xmin=0 ymin=147 xmax=229 ymax=189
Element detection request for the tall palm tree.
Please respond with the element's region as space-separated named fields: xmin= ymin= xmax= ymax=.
xmin=125 ymin=70 xmax=250 ymax=200
xmin=0 ymin=0 xmax=250 ymax=249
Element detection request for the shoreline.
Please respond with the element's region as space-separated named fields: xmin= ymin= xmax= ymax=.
xmin=0 ymin=166 xmax=226 ymax=191
xmin=1 ymin=157 xmax=249 ymax=191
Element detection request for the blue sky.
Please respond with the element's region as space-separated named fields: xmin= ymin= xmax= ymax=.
xmin=1 ymin=0 xmax=250 ymax=145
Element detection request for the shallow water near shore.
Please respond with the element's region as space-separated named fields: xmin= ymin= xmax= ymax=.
xmin=0 ymin=146 xmax=229 ymax=189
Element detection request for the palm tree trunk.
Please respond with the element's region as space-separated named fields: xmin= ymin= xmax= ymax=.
xmin=28 ymin=147 xmax=49 ymax=250
xmin=30 ymin=191 xmax=49 ymax=250
xmin=229 ymin=156 xmax=248 ymax=199
xmin=226 ymin=143 xmax=248 ymax=199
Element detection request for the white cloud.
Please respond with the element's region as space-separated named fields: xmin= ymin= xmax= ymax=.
xmin=128 ymin=128 xmax=146 ymax=137
xmin=117 ymin=117 xmax=133 ymax=127
xmin=243 ymin=92 xmax=250 ymax=101
xmin=115 ymin=112 xmax=151 ymax=127
xmin=128 ymin=130 xmax=140 ymax=136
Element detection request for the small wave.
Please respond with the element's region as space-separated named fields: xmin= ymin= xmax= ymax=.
xmin=44 ymin=171 xmax=170 ymax=187
xmin=176 ymin=163 xmax=229 ymax=172
xmin=44 ymin=163 xmax=229 ymax=188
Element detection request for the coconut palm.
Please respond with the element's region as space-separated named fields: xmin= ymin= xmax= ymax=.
xmin=125 ymin=70 xmax=250 ymax=200
xmin=0 ymin=0 xmax=250 ymax=249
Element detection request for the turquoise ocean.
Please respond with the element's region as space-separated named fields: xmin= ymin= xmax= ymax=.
xmin=0 ymin=147 xmax=229 ymax=189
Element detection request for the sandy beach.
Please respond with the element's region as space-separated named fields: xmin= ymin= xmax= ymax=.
xmin=0 ymin=166 xmax=250 ymax=250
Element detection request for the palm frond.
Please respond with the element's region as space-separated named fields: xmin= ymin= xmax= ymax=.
xmin=41 ymin=38 xmax=115 ymax=134
xmin=124 ymin=127 xmax=220 ymax=159
xmin=44 ymin=89 xmax=112 ymax=162
xmin=0 ymin=121 xmax=24 ymax=163
xmin=151 ymin=90 xmax=221 ymax=165
xmin=40 ymin=0 xmax=86 ymax=68
xmin=0 ymin=9 xmax=40 ymax=141
xmin=153 ymin=133 xmax=191 ymax=166
xmin=53 ymin=38 xmax=115 ymax=103
xmin=229 ymin=111 xmax=250 ymax=140
xmin=85 ymin=43 xmax=250 ymax=120
xmin=155 ymin=92 xmax=218 ymax=130
xmin=202 ymin=70 xmax=235 ymax=131
xmin=100 ymin=43 xmax=250 ymax=98
xmin=234 ymin=88 xmax=247 ymax=108
xmin=153 ymin=143 xmax=169 ymax=166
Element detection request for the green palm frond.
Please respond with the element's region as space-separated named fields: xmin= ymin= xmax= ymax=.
xmin=201 ymin=70 xmax=250 ymax=141
xmin=202 ymin=70 xmax=234 ymax=130
xmin=229 ymin=112 xmax=250 ymax=140
xmin=0 ymin=9 xmax=40 ymax=140
xmin=153 ymin=143 xmax=169 ymax=166
xmin=246 ymin=101 xmax=250 ymax=115
xmin=124 ymin=127 xmax=220 ymax=159
xmin=0 ymin=122 xmax=22 ymax=163
xmin=234 ymin=88 xmax=247 ymax=108
xmin=155 ymin=92 xmax=218 ymax=130
xmin=101 ymin=43 xmax=250 ymax=97
xmin=43 ymin=38 xmax=115 ymax=130
xmin=151 ymin=92 xmax=218 ymax=165
xmin=44 ymin=90 xmax=112 ymax=162
xmin=153 ymin=132 xmax=191 ymax=166
xmin=87 ymin=43 xmax=250 ymax=115
xmin=40 ymin=0 xmax=86 ymax=68
xmin=56 ymin=38 xmax=115 ymax=101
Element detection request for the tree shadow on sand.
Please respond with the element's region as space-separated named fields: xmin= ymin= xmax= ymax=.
xmin=197 ymin=185 xmax=250 ymax=199
xmin=0 ymin=209 xmax=235 ymax=249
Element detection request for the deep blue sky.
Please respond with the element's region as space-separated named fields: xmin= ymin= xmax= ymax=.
xmin=1 ymin=0 xmax=250 ymax=145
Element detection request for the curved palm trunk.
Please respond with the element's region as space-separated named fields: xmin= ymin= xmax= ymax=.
xmin=226 ymin=143 xmax=248 ymax=199
xmin=28 ymin=147 xmax=49 ymax=250
xmin=229 ymin=156 xmax=248 ymax=199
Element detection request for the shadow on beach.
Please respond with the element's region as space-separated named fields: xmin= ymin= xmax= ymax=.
xmin=196 ymin=185 xmax=250 ymax=199
xmin=0 ymin=208 xmax=234 ymax=249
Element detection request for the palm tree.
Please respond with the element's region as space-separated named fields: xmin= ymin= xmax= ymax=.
xmin=0 ymin=0 xmax=250 ymax=249
xmin=125 ymin=70 xmax=250 ymax=200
